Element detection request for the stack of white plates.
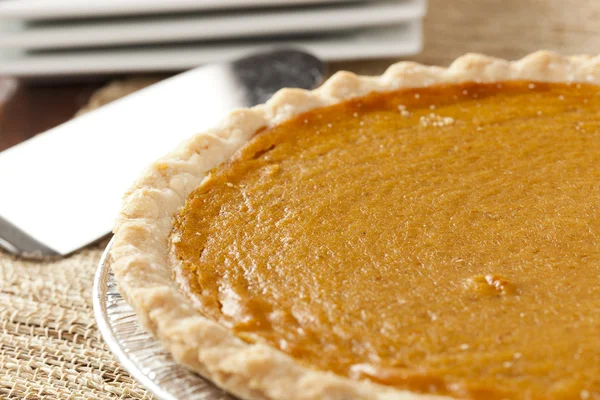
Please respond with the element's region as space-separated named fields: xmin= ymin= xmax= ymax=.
xmin=0 ymin=0 xmax=426 ymax=77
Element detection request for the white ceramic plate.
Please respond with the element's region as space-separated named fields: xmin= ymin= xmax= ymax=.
xmin=0 ymin=0 xmax=357 ymax=21
xmin=0 ymin=1 xmax=425 ymax=50
xmin=0 ymin=23 xmax=423 ymax=77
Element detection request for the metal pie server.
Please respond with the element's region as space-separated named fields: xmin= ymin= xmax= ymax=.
xmin=0 ymin=49 xmax=325 ymax=258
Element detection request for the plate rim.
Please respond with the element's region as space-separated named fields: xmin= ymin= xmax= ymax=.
xmin=0 ymin=22 xmax=423 ymax=77
xmin=0 ymin=0 xmax=426 ymax=50
xmin=0 ymin=0 xmax=355 ymax=21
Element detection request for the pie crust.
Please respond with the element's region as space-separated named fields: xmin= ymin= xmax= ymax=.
xmin=110 ymin=51 xmax=600 ymax=400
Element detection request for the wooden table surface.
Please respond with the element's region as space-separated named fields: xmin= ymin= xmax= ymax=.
xmin=2 ymin=0 xmax=600 ymax=152
xmin=0 ymin=79 xmax=105 ymax=152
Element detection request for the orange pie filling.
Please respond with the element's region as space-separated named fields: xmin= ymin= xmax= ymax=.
xmin=171 ymin=82 xmax=600 ymax=400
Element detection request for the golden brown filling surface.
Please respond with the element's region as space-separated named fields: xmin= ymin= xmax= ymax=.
xmin=172 ymin=82 xmax=600 ymax=400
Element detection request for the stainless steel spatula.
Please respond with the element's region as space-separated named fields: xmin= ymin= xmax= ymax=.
xmin=0 ymin=50 xmax=325 ymax=258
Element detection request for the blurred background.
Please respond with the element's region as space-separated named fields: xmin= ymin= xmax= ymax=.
xmin=1 ymin=0 xmax=600 ymax=152
xmin=1 ymin=1 xmax=600 ymax=398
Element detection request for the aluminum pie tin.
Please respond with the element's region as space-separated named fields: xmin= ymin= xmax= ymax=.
xmin=93 ymin=239 xmax=238 ymax=400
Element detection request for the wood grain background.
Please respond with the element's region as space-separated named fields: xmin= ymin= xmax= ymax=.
xmin=2 ymin=0 xmax=600 ymax=151
xmin=337 ymin=0 xmax=600 ymax=74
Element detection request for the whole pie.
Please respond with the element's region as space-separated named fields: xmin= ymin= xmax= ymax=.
xmin=111 ymin=51 xmax=600 ymax=400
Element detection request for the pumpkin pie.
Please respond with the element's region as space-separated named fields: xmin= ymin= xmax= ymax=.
xmin=111 ymin=51 xmax=600 ymax=400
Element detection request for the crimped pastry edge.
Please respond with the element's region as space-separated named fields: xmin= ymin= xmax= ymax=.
xmin=110 ymin=51 xmax=600 ymax=400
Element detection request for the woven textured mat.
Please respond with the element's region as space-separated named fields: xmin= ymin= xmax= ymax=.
xmin=2 ymin=0 xmax=600 ymax=397
xmin=0 ymin=243 xmax=156 ymax=400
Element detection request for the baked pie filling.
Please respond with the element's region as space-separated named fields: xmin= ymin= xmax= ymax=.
xmin=172 ymin=82 xmax=600 ymax=400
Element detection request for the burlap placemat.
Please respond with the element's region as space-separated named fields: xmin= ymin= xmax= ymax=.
xmin=0 ymin=243 xmax=154 ymax=399
xmin=3 ymin=1 xmax=600 ymax=398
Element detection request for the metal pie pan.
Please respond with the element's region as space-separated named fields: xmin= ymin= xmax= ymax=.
xmin=93 ymin=239 xmax=238 ymax=400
